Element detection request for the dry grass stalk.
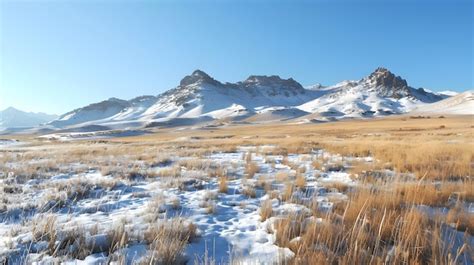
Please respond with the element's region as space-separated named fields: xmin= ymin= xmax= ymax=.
xmin=260 ymin=199 xmax=273 ymax=221
xmin=218 ymin=176 xmax=228 ymax=194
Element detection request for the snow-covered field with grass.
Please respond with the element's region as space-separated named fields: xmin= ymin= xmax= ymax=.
xmin=0 ymin=143 xmax=365 ymax=264
xmin=0 ymin=130 xmax=472 ymax=264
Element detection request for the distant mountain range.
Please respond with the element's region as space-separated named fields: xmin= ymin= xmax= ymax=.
xmin=2 ymin=67 xmax=472 ymax=133
xmin=0 ymin=107 xmax=58 ymax=130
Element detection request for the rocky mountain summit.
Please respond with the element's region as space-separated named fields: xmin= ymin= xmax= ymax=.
xmin=364 ymin=67 xmax=410 ymax=98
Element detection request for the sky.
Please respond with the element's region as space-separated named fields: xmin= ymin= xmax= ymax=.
xmin=0 ymin=0 xmax=472 ymax=114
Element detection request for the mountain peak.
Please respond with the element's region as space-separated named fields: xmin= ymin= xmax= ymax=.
xmin=191 ymin=69 xmax=211 ymax=78
xmin=180 ymin=69 xmax=221 ymax=87
xmin=363 ymin=67 xmax=410 ymax=98
xmin=2 ymin=106 xmax=19 ymax=112
xmin=366 ymin=67 xmax=408 ymax=88
xmin=373 ymin=67 xmax=390 ymax=73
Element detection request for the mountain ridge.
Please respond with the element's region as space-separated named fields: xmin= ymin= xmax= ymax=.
xmin=7 ymin=67 xmax=468 ymax=132
xmin=0 ymin=107 xmax=58 ymax=129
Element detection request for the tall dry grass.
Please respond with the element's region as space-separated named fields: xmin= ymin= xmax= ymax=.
xmin=143 ymin=218 xmax=197 ymax=264
xmin=273 ymin=183 xmax=471 ymax=264
xmin=323 ymin=141 xmax=472 ymax=181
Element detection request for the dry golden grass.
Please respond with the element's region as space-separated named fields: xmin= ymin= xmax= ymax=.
xmin=311 ymin=159 xmax=323 ymax=170
xmin=446 ymin=203 xmax=474 ymax=234
xmin=31 ymin=214 xmax=57 ymax=252
xmin=321 ymin=181 xmax=349 ymax=193
xmin=275 ymin=186 xmax=469 ymax=264
xmin=107 ymin=223 xmax=129 ymax=254
xmin=2 ymin=115 xmax=471 ymax=263
xmin=295 ymin=174 xmax=306 ymax=190
xmin=396 ymin=181 xmax=473 ymax=207
xmin=119 ymin=115 xmax=471 ymax=181
xmin=281 ymin=182 xmax=294 ymax=202
xmin=156 ymin=165 xmax=182 ymax=178
xmin=256 ymin=175 xmax=271 ymax=191
xmin=275 ymin=171 xmax=289 ymax=182
xmin=5 ymin=116 xmax=471 ymax=181
xmin=143 ymin=218 xmax=197 ymax=264
xmin=260 ymin=199 xmax=273 ymax=221
xmin=242 ymin=185 xmax=257 ymax=198
xmin=218 ymin=176 xmax=228 ymax=193
xmin=245 ymin=162 xmax=260 ymax=179
xmin=209 ymin=166 xmax=226 ymax=178
xmin=325 ymin=141 xmax=472 ymax=180
xmin=203 ymin=201 xmax=217 ymax=214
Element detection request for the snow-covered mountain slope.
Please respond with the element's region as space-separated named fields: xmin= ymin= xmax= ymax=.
xmin=411 ymin=91 xmax=474 ymax=115
xmin=0 ymin=107 xmax=58 ymax=130
xmin=46 ymin=68 xmax=454 ymax=129
xmin=49 ymin=96 xmax=157 ymax=128
xmin=297 ymin=68 xmax=444 ymax=119
xmin=142 ymin=70 xmax=319 ymax=120
xmin=438 ymin=90 xmax=459 ymax=97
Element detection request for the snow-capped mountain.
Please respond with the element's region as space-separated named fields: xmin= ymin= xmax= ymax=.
xmin=0 ymin=107 xmax=58 ymax=130
xmin=49 ymin=70 xmax=321 ymax=128
xmin=411 ymin=90 xmax=474 ymax=115
xmin=46 ymin=68 xmax=453 ymax=129
xmin=297 ymin=67 xmax=444 ymax=119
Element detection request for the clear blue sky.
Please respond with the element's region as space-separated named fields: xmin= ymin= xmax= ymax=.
xmin=0 ymin=0 xmax=472 ymax=114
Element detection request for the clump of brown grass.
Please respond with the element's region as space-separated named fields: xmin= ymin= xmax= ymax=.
xmin=201 ymin=201 xmax=216 ymax=214
xmin=273 ymin=213 xmax=306 ymax=249
xmin=143 ymin=218 xmax=197 ymax=264
xmin=256 ymin=175 xmax=272 ymax=194
xmin=178 ymin=158 xmax=211 ymax=171
xmin=242 ymin=185 xmax=257 ymax=198
xmin=295 ymin=174 xmax=306 ymax=190
xmin=245 ymin=151 xmax=253 ymax=163
xmin=245 ymin=162 xmax=259 ymax=179
xmin=31 ymin=214 xmax=57 ymax=253
xmin=446 ymin=203 xmax=474 ymax=235
xmin=312 ymin=159 xmax=323 ymax=170
xmin=156 ymin=165 xmax=182 ymax=178
xmin=321 ymin=181 xmax=349 ymax=193
xmin=281 ymin=182 xmax=294 ymax=202
xmin=170 ymin=197 xmax=181 ymax=210
xmin=199 ymin=191 xmax=217 ymax=214
xmin=297 ymin=166 xmax=307 ymax=174
xmin=107 ymin=223 xmax=129 ymax=254
xmin=145 ymin=194 xmax=167 ymax=222
xmin=209 ymin=166 xmax=226 ymax=178
xmin=323 ymin=162 xmax=345 ymax=172
xmin=260 ymin=199 xmax=273 ymax=221
xmin=218 ymin=176 xmax=228 ymax=194
xmin=275 ymin=171 xmax=289 ymax=182
xmin=40 ymin=178 xmax=112 ymax=210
